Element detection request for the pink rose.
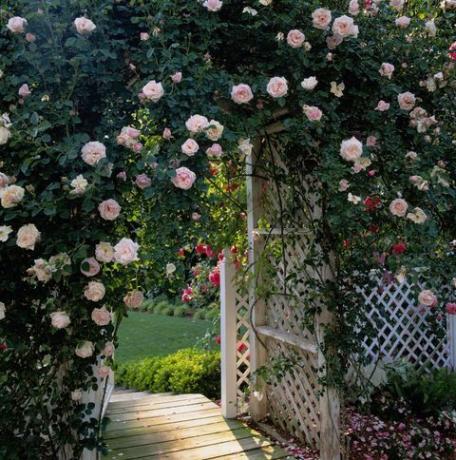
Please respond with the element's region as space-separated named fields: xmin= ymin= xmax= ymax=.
xmin=84 ymin=281 xmax=105 ymax=302
xmin=192 ymin=212 xmax=201 ymax=221
xmin=287 ymin=29 xmax=305 ymax=48
xmin=141 ymin=80 xmax=164 ymax=102
xmin=332 ymin=15 xmax=359 ymax=38
xmin=74 ymin=17 xmax=96 ymax=35
xmin=80 ymin=257 xmax=101 ymax=277
xmin=185 ymin=115 xmax=209 ymax=133
xmin=312 ymin=8 xmax=332 ymax=30
xmin=206 ymin=143 xmax=223 ymax=158
xmin=389 ymin=198 xmax=408 ymax=217
xmin=398 ymin=91 xmax=416 ymax=111
xmin=340 ymin=137 xmax=363 ymax=162
xmin=81 ymin=141 xmax=107 ymax=166
xmin=445 ymin=303 xmax=456 ymax=315
xmin=116 ymin=171 xmax=127 ymax=181
xmin=366 ymin=136 xmax=377 ymax=147
xmin=395 ymin=16 xmax=411 ymax=28
xmin=418 ymin=290 xmax=437 ymax=307
xmin=231 ymin=84 xmax=254 ymax=104
xmin=162 ymin=128 xmax=172 ymax=140
xmin=123 ymin=290 xmax=144 ymax=309
xmin=98 ymin=365 xmax=111 ymax=379
xmin=135 ymin=174 xmax=152 ymax=189
xmin=102 ymin=342 xmax=115 ymax=357
xmin=114 ymin=238 xmax=139 ymax=265
xmin=98 ymin=199 xmax=121 ymax=221
xmin=16 ymin=224 xmax=40 ymax=250
xmin=348 ymin=0 xmax=360 ymax=15
xmin=25 ymin=33 xmax=36 ymax=43
xmin=7 ymin=17 xmax=27 ymax=34
xmin=50 ymin=311 xmax=71 ymax=329
xmin=75 ymin=341 xmax=94 ymax=358
xmin=267 ymin=77 xmax=288 ymax=98
xmin=171 ymin=72 xmax=182 ymax=83
xmin=375 ymin=100 xmax=390 ymax=111
xmin=327 ymin=35 xmax=343 ymax=50
xmin=18 ymin=84 xmax=31 ymax=98
xmin=172 ymin=167 xmax=196 ymax=190
xmin=181 ymin=139 xmax=200 ymax=156
xmin=303 ymin=105 xmax=323 ymax=122
xmin=91 ymin=306 xmax=111 ymax=326
xmin=203 ymin=0 xmax=223 ymax=12
xmin=95 ymin=242 xmax=114 ymax=263
xmin=390 ymin=0 xmax=405 ymax=10
xmin=339 ymin=179 xmax=350 ymax=191
xmin=140 ymin=32 xmax=150 ymax=41
xmin=0 ymin=173 xmax=9 ymax=189
xmin=379 ymin=63 xmax=395 ymax=79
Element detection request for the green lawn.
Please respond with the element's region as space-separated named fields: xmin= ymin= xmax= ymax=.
xmin=115 ymin=311 xmax=212 ymax=364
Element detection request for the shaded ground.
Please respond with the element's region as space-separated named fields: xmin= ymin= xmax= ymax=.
xmin=116 ymin=311 xmax=211 ymax=363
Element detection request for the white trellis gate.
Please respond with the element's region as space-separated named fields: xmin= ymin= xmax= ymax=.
xmin=220 ymin=139 xmax=456 ymax=460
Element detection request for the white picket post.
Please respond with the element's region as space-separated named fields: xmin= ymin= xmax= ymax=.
xmin=221 ymin=250 xmax=238 ymax=418
xmin=448 ymin=314 xmax=456 ymax=371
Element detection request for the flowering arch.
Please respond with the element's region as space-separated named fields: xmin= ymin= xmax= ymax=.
xmin=1 ymin=0 xmax=455 ymax=457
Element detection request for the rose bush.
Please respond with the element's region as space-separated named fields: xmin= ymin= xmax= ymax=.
xmin=0 ymin=0 xmax=455 ymax=457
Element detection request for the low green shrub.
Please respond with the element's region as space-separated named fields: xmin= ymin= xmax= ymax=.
xmin=173 ymin=306 xmax=187 ymax=317
xmin=205 ymin=308 xmax=219 ymax=321
xmin=193 ymin=309 xmax=207 ymax=320
xmin=160 ymin=306 xmax=173 ymax=316
xmin=116 ymin=348 xmax=221 ymax=399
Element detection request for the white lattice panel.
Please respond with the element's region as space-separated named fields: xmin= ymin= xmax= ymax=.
xmin=359 ymin=279 xmax=451 ymax=369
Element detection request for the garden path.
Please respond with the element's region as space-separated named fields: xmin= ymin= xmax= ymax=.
xmin=103 ymin=390 xmax=293 ymax=459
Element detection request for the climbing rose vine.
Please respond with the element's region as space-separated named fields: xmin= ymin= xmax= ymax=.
xmin=1 ymin=0 xmax=455 ymax=457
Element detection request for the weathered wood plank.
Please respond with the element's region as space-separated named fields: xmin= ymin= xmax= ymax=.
xmin=108 ymin=401 xmax=218 ymax=422
xmin=108 ymin=393 xmax=202 ymax=409
xmin=105 ymin=427 xmax=263 ymax=459
xmin=104 ymin=415 xmax=224 ymax=439
xmin=107 ymin=396 xmax=209 ymax=414
xmin=215 ymin=445 xmax=293 ymax=459
xmin=106 ymin=420 xmax=245 ymax=449
xmin=105 ymin=408 xmax=221 ymax=433
xmin=133 ymin=436 xmax=274 ymax=459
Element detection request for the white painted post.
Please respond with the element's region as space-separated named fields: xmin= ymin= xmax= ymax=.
xmin=221 ymin=250 xmax=238 ymax=418
xmin=246 ymin=141 xmax=268 ymax=421
xmin=448 ymin=313 xmax=456 ymax=371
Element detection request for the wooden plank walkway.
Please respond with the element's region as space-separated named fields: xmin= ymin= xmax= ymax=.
xmin=104 ymin=392 xmax=293 ymax=459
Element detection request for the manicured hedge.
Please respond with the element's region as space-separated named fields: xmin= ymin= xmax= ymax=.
xmin=116 ymin=348 xmax=221 ymax=399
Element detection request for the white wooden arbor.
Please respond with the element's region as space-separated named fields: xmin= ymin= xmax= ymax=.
xmin=220 ymin=137 xmax=456 ymax=459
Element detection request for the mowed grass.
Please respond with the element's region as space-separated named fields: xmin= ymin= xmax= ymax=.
xmin=115 ymin=311 xmax=212 ymax=364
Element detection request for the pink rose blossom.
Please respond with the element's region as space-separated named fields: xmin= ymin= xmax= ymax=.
xmin=140 ymin=32 xmax=150 ymax=41
xmin=162 ymin=128 xmax=172 ymax=140
xmin=445 ymin=303 xmax=456 ymax=315
xmin=340 ymin=137 xmax=363 ymax=162
xmin=206 ymin=143 xmax=223 ymax=158
xmin=95 ymin=242 xmax=114 ymax=263
xmin=185 ymin=115 xmax=209 ymax=133
xmin=91 ymin=306 xmax=111 ymax=326
xmin=312 ymin=8 xmax=332 ymax=30
xmin=16 ymin=224 xmax=40 ymax=250
xmin=418 ymin=289 xmax=437 ymax=307
xmin=192 ymin=212 xmax=201 ymax=221
xmin=114 ymin=238 xmax=139 ymax=265
xmin=449 ymin=42 xmax=456 ymax=61
xmin=135 ymin=174 xmax=152 ymax=189
xmin=171 ymin=72 xmax=182 ymax=83
xmin=98 ymin=365 xmax=110 ymax=379
xmin=50 ymin=311 xmax=71 ymax=329
xmin=141 ymin=80 xmax=164 ymax=102
xmin=390 ymin=0 xmax=405 ymax=10
xmin=366 ymin=136 xmax=377 ymax=147
xmin=25 ymin=33 xmax=36 ymax=43
xmin=389 ymin=198 xmax=408 ymax=217
xmin=379 ymin=63 xmax=395 ymax=79
xmin=123 ymin=290 xmax=144 ymax=309
xmin=327 ymin=35 xmax=343 ymax=50
xmin=332 ymin=15 xmax=359 ymax=38
xmin=348 ymin=0 xmax=360 ymax=15
xmin=303 ymin=105 xmax=323 ymax=121
xmin=116 ymin=171 xmax=127 ymax=181
xmin=18 ymin=84 xmax=31 ymax=98
xmin=181 ymin=138 xmax=200 ymax=156
xmin=339 ymin=179 xmax=350 ymax=191
xmin=84 ymin=281 xmax=106 ymax=302
xmin=395 ymin=16 xmax=411 ymax=28
xmin=74 ymin=17 xmax=96 ymax=35
xmin=172 ymin=167 xmax=196 ymax=190
xmin=231 ymin=84 xmax=254 ymax=104
xmin=287 ymin=29 xmax=306 ymax=48
xmin=397 ymin=91 xmax=416 ymax=111
xmin=75 ymin=341 xmax=94 ymax=358
xmin=375 ymin=100 xmax=390 ymax=111
xmin=203 ymin=0 xmax=223 ymax=12
xmin=98 ymin=199 xmax=121 ymax=221
xmin=7 ymin=17 xmax=27 ymax=34
xmin=81 ymin=141 xmax=107 ymax=166
xmin=80 ymin=257 xmax=101 ymax=277
xmin=102 ymin=342 xmax=115 ymax=357
xmin=267 ymin=77 xmax=288 ymax=98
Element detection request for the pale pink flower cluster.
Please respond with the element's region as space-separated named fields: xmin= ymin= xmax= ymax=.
xmin=141 ymin=80 xmax=164 ymax=102
xmin=135 ymin=174 xmax=152 ymax=189
xmin=203 ymin=0 xmax=223 ymax=12
xmin=181 ymin=138 xmax=200 ymax=156
xmin=231 ymin=84 xmax=254 ymax=104
xmin=123 ymin=290 xmax=144 ymax=309
xmin=7 ymin=17 xmax=27 ymax=34
xmin=117 ymin=126 xmax=142 ymax=153
xmin=303 ymin=105 xmax=323 ymax=122
xmin=185 ymin=115 xmax=209 ymax=133
xmin=409 ymin=107 xmax=437 ymax=133
xmin=16 ymin=224 xmax=40 ymax=250
xmin=84 ymin=281 xmax=106 ymax=302
xmin=75 ymin=341 xmax=94 ymax=358
xmin=418 ymin=290 xmax=437 ymax=307
xmin=0 ymin=185 xmax=25 ymax=208
xmin=287 ymin=29 xmax=305 ymax=48
xmin=379 ymin=63 xmax=395 ymax=79
xmin=80 ymin=257 xmax=101 ymax=277
xmin=114 ymin=238 xmax=139 ymax=265
xmin=172 ymin=167 xmax=196 ymax=190
xmin=18 ymin=84 xmax=31 ymax=98
xmin=389 ymin=198 xmax=408 ymax=217
xmin=312 ymin=8 xmax=332 ymax=30
xmin=398 ymin=91 xmax=416 ymax=111
xmin=81 ymin=141 xmax=107 ymax=166
xmin=267 ymin=77 xmax=288 ymax=98
xmin=340 ymin=137 xmax=363 ymax=162
xmin=51 ymin=311 xmax=71 ymax=329
xmin=91 ymin=306 xmax=111 ymax=326
xmin=95 ymin=242 xmax=114 ymax=263
xmin=206 ymin=143 xmax=223 ymax=158
xmin=98 ymin=199 xmax=121 ymax=221
xmin=74 ymin=17 xmax=96 ymax=35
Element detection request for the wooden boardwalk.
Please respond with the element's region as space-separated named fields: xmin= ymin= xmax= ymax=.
xmin=104 ymin=391 xmax=292 ymax=459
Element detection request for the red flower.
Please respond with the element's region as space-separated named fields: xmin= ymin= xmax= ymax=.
xmin=230 ymin=245 xmax=238 ymax=254
xmin=446 ymin=303 xmax=456 ymax=315
xmin=368 ymin=224 xmax=380 ymax=234
xmin=195 ymin=243 xmax=206 ymax=255
xmin=208 ymin=267 xmax=220 ymax=287
xmin=217 ymin=251 xmax=225 ymax=262
xmin=181 ymin=286 xmax=193 ymax=303
xmin=177 ymin=247 xmax=186 ymax=258
xmin=449 ymin=41 xmax=456 ymax=61
xmin=343 ymin=239 xmax=350 ymax=248
xmin=363 ymin=196 xmax=382 ymax=212
xmin=237 ymin=341 xmax=248 ymax=353
xmin=205 ymin=245 xmax=215 ymax=258
xmin=391 ymin=242 xmax=407 ymax=255
xmin=214 ymin=335 xmax=221 ymax=345
xmin=0 ymin=343 xmax=7 ymax=351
